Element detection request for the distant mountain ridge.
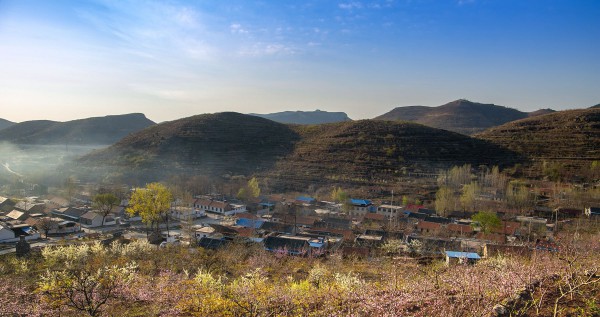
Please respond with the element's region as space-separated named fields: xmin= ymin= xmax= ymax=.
xmin=0 ymin=113 xmax=155 ymax=145
xmin=0 ymin=118 xmax=15 ymax=131
xmin=527 ymin=109 xmax=556 ymax=117
xmin=250 ymin=110 xmax=351 ymax=124
xmin=376 ymin=99 xmax=555 ymax=135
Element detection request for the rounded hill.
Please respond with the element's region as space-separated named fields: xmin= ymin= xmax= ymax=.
xmin=477 ymin=108 xmax=600 ymax=178
xmin=77 ymin=113 xmax=523 ymax=188
xmin=266 ymin=120 xmax=523 ymax=190
xmin=78 ymin=112 xmax=301 ymax=182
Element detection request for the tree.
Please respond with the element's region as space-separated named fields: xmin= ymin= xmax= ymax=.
xmin=37 ymin=217 xmax=58 ymax=238
xmin=64 ymin=176 xmax=77 ymax=204
xmin=434 ymin=186 xmax=456 ymax=217
xmin=506 ymin=181 xmax=532 ymax=213
xmin=92 ymin=193 xmax=119 ymax=226
xmin=330 ymin=186 xmax=348 ymax=203
xmin=460 ymin=181 xmax=480 ymax=212
xmin=247 ymin=177 xmax=260 ymax=198
xmin=237 ymin=177 xmax=261 ymax=202
xmin=471 ymin=211 xmax=501 ymax=234
xmin=127 ymin=183 xmax=173 ymax=234
xmin=39 ymin=262 xmax=137 ymax=317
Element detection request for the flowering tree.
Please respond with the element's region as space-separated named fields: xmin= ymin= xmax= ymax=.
xmin=38 ymin=263 xmax=137 ymax=317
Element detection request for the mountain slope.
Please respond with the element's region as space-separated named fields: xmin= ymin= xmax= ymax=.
xmin=0 ymin=118 xmax=15 ymax=131
xmin=266 ymin=120 xmax=523 ymax=189
xmin=0 ymin=113 xmax=155 ymax=145
xmin=477 ymin=108 xmax=600 ymax=178
xmin=77 ymin=112 xmax=301 ymax=182
xmin=250 ymin=110 xmax=351 ymax=124
xmin=76 ymin=112 xmax=522 ymax=188
xmin=376 ymin=99 xmax=529 ymax=134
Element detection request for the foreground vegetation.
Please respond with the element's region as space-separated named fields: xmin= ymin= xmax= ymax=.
xmin=1 ymin=226 xmax=598 ymax=317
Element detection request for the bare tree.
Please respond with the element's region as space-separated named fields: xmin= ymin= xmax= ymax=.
xmin=92 ymin=193 xmax=119 ymax=226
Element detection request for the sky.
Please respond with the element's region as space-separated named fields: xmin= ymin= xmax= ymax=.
xmin=1 ymin=0 xmax=599 ymax=123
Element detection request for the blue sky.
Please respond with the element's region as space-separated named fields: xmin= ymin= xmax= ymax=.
xmin=1 ymin=0 xmax=599 ymax=122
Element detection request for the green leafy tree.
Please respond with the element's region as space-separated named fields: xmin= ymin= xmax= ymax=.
xmin=127 ymin=183 xmax=173 ymax=234
xmin=248 ymin=177 xmax=260 ymax=197
xmin=237 ymin=177 xmax=261 ymax=202
xmin=92 ymin=193 xmax=119 ymax=226
xmin=330 ymin=186 xmax=348 ymax=203
xmin=331 ymin=187 xmax=351 ymax=213
xmin=471 ymin=211 xmax=501 ymax=234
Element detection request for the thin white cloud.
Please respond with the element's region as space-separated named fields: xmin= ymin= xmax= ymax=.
xmin=230 ymin=23 xmax=249 ymax=34
xmin=238 ymin=42 xmax=297 ymax=57
xmin=76 ymin=1 xmax=216 ymax=61
xmin=339 ymin=1 xmax=363 ymax=10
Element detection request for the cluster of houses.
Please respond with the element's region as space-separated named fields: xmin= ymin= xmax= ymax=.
xmin=0 ymin=195 xmax=122 ymax=243
xmin=189 ymin=194 xmax=598 ymax=262
xmin=1 ymin=190 xmax=598 ymax=263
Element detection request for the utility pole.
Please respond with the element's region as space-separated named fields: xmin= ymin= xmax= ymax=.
xmin=389 ymin=190 xmax=394 ymax=229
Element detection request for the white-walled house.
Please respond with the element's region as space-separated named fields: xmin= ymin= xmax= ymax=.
xmin=193 ymin=199 xmax=246 ymax=216
xmin=79 ymin=211 xmax=117 ymax=228
xmin=51 ymin=220 xmax=80 ymax=235
xmin=376 ymin=204 xmax=404 ymax=219
xmin=0 ymin=224 xmax=40 ymax=242
xmin=171 ymin=207 xmax=206 ymax=220
xmin=348 ymin=199 xmax=375 ymax=219
xmin=0 ymin=224 xmax=13 ymax=241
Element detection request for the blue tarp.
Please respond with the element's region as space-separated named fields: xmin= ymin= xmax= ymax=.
xmin=296 ymin=196 xmax=316 ymax=203
xmin=445 ymin=251 xmax=481 ymax=259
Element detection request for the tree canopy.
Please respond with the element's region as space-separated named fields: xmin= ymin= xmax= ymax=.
xmin=92 ymin=193 xmax=119 ymax=226
xmin=237 ymin=177 xmax=261 ymax=202
xmin=127 ymin=182 xmax=173 ymax=232
xmin=471 ymin=211 xmax=501 ymax=234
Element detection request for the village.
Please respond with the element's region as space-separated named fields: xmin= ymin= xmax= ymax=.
xmin=1 ymin=180 xmax=599 ymax=264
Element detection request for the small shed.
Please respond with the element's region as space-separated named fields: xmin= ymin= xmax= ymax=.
xmin=445 ymin=251 xmax=481 ymax=265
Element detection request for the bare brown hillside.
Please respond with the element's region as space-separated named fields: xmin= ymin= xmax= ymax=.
xmin=477 ymin=108 xmax=600 ymax=179
xmin=77 ymin=112 xmax=523 ymax=189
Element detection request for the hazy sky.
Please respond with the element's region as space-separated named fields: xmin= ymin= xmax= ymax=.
xmin=1 ymin=0 xmax=599 ymax=123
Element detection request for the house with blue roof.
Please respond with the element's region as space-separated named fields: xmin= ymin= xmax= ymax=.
xmin=263 ymin=235 xmax=328 ymax=256
xmin=235 ymin=218 xmax=265 ymax=229
xmin=349 ymin=198 xmax=376 ymax=219
xmin=445 ymin=251 xmax=481 ymax=265
xmin=295 ymin=196 xmax=317 ymax=205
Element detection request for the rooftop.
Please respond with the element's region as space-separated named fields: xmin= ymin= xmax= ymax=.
xmin=445 ymin=251 xmax=481 ymax=259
